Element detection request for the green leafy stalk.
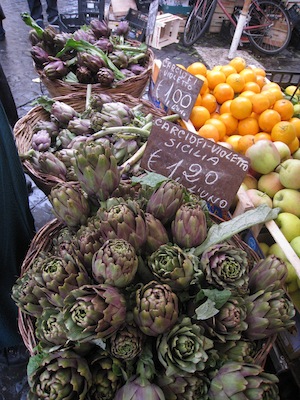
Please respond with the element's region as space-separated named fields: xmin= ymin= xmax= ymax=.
xmin=56 ymin=38 xmax=125 ymax=80
xmin=21 ymin=12 xmax=44 ymax=38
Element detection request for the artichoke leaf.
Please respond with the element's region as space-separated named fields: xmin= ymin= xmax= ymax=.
xmin=194 ymin=205 xmax=280 ymax=256
xmin=194 ymin=298 xmax=220 ymax=320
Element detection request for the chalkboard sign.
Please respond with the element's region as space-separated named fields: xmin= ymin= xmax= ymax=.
xmin=141 ymin=118 xmax=250 ymax=210
xmin=152 ymin=58 xmax=203 ymax=121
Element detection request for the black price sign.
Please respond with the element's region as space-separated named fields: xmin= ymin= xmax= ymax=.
xmin=141 ymin=118 xmax=250 ymax=210
xmin=153 ymin=58 xmax=203 ymax=121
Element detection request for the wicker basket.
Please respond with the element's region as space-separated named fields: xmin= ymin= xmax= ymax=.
xmin=14 ymin=92 xmax=167 ymax=194
xmin=36 ymin=47 xmax=154 ymax=98
xmin=18 ymin=214 xmax=276 ymax=365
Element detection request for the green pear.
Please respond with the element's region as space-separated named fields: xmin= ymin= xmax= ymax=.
xmin=273 ymin=189 xmax=300 ymax=217
xmin=258 ymin=242 xmax=269 ymax=256
xmin=275 ymin=212 xmax=300 ymax=242
xmin=278 ymin=158 xmax=300 ymax=189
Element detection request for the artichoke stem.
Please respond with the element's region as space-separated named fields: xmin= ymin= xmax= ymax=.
xmin=120 ymin=142 xmax=147 ymax=173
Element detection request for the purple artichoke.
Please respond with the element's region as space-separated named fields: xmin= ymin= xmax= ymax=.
xmin=115 ymin=376 xmax=165 ymax=400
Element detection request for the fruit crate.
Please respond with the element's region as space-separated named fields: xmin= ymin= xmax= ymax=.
xmin=59 ymin=0 xmax=104 ymax=32
xmin=265 ymin=70 xmax=300 ymax=89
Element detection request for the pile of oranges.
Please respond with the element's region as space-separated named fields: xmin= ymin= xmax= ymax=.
xmin=180 ymin=57 xmax=300 ymax=155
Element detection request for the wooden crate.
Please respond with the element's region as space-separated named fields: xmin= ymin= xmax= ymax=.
xmin=148 ymin=13 xmax=183 ymax=49
xmin=209 ymin=0 xmax=236 ymax=33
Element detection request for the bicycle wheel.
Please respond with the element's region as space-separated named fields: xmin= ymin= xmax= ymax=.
xmin=247 ymin=0 xmax=292 ymax=55
xmin=182 ymin=0 xmax=218 ymax=46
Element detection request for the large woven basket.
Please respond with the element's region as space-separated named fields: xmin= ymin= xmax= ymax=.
xmin=14 ymin=92 xmax=167 ymax=194
xmin=18 ymin=214 xmax=276 ymax=366
xmin=36 ymin=47 xmax=154 ymax=98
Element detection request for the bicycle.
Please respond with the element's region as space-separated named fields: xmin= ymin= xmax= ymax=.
xmin=182 ymin=0 xmax=293 ymax=55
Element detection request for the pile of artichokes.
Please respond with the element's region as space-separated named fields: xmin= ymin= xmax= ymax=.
xmin=22 ymin=13 xmax=150 ymax=86
xmin=12 ymin=139 xmax=296 ymax=399
xmin=20 ymin=93 xmax=177 ymax=187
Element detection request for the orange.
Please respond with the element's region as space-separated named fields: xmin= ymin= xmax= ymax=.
xmin=220 ymin=99 xmax=232 ymax=114
xmin=229 ymin=57 xmax=247 ymax=73
xmin=237 ymin=134 xmax=256 ymax=154
xmin=230 ymin=97 xmax=253 ymax=120
xmin=213 ymin=83 xmax=235 ymax=104
xmin=225 ymin=134 xmax=242 ymax=151
xmin=194 ymin=93 xmax=202 ymax=106
xmin=251 ymin=67 xmax=266 ymax=77
xmin=189 ymin=105 xmax=211 ymax=129
xmin=195 ymin=74 xmax=209 ymax=95
xmin=239 ymin=90 xmax=256 ymax=101
xmin=242 ymin=81 xmax=261 ymax=94
xmin=273 ymin=99 xmax=294 ymax=121
xmin=226 ymin=73 xmax=245 ymax=93
xmin=251 ymin=93 xmax=270 ymax=114
xmin=262 ymin=82 xmax=282 ymax=91
xmin=186 ymin=62 xmax=207 ymax=76
xmin=201 ymin=93 xmax=218 ymax=113
xmin=219 ymin=113 xmax=239 ymax=135
xmin=206 ymin=70 xmax=226 ymax=90
xmin=290 ymin=117 xmax=300 ymax=138
xmin=288 ymin=136 xmax=300 ymax=153
xmin=198 ymin=124 xmax=220 ymax=142
xmin=258 ymin=109 xmax=281 ymax=132
xmin=176 ymin=64 xmax=186 ymax=70
xmin=220 ymin=64 xmax=237 ymax=77
xmin=261 ymin=90 xmax=277 ymax=107
xmin=239 ymin=68 xmax=257 ymax=83
xmin=254 ymin=132 xmax=272 ymax=142
xmin=256 ymin=75 xmax=267 ymax=89
xmin=237 ymin=117 xmax=260 ymax=136
xmin=204 ymin=118 xmax=227 ymax=140
xmin=271 ymin=121 xmax=296 ymax=144
xmin=266 ymin=87 xmax=283 ymax=101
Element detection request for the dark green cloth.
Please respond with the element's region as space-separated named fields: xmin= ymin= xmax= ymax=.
xmin=0 ymin=101 xmax=35 ymax=348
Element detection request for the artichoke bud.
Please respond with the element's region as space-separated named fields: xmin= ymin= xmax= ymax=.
xmin=32 ymin=129 xmax=51 ymax=151
xmin=43 ymin=59 xmax=68 ymax=79
xmin=92 ymin=238 xmax=138 ymax=287
xmin=115 ymin=20 xmax=130 ymax=37
xmin=53 ymin=32 xmax=72 ymax=51
xmin=67 ymin=117 xmax=93 ymax=136
xmin=38 ymin=151 xmax=68 ymax=180
xmin=77 ymin=51 xmax=106 ymax=72
xmin=67 ymin=135 xmax=89 ymax=150
xmin=55 ymin=128 xmax=76 ymax=149
xmin=90 ymin=18 xmax=112 ymax=38
xmin=109 ymin=50 xmax=129 ymax=69
xmin=120 ymin=68 xmax=136 ymax=79
xmin=33 ymin=120 xmax=59 ymax=137
xmin=129 ymin=64 xmax=146 ymax=75
xmin=109 ymin=323 xmax=144 ymax=361
xmin=94 ymin=37 xmax=114 ymax=53
xmin=248 ymin=254 xmax=288 ymax=293
xmin=30 ymin=45 xmax=50 ymax=66
xmin=144 ymin=212 xmax=170 ymax=254
xmin=56 ymin=148 xmax=76 ymax=169
xmin=73 ymin=28 xmax=96 ymax=43
xmin=76 ymin=65 xmax=94 ymax=84
xmin=49 ymin=182 xmax=91 ymax=228
xmin=42 ymin=25 xmax=58 ymax=45
xmin=51 ymin=101 xmax=79 ymax=126
xmin=115 ymin=376 xmax=166 ymax=400
xmin=146 ymin=179 xmax=186 ymax=225
xmin=88 ymin=93 xmax=113 ymax=112
xmin=29 ymin=29 xmax=41 ymax=46
xmin=133 ymin=280 xmax=179 ymax=336
xmin=35 ymin=308 xmax=68 ymax=348
xmin=97 ymin=67 xmax=115 ymax=87
xmin=112 ymin=138 xmax=138 ymax=164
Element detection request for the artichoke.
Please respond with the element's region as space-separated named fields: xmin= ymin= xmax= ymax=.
xmin=55 ymin=129 xmax=77 ymax=149
xmin=43 ymin=59 xmax=68 ymax=79
xmin=90 ymin=19 xmax=111 ymax=38
xmin=30 ymin=45 xmax=50 ymax=66
xmin=63 ymin=284 xmax=127 ymax=342
xmin=156 ymin=371 xmax=210 ymax=400
xmin=156 ymin=316 xmax=214 ymax=376
xmin=248 ymin=254 xmax=288 ymax=293
xmin=244 ymin=288 xmax=296 ymax=340
xmin=200 ymin=243 xmax=249 ymax=294
xmin=147 ymin=243 xmax=199 ymax=291
xmin=114 ymin=376 xmax=165 ymax=400
xmin=144 ymin=212 xmax=169 ymax=254
xmin=97 ymin=67 xmax=115 ymax=87
xmin=214 ymin=340 xmax=257 ymax=364
xmin=33 ymin=120 xmax=59 ymax=137
xmin=146 ymin=180 xmax=185 ymax=225
xmin=51 ymin=101 xmax=79 ymax=126
xmin=72 ymin=141 xmax=120 ymax=203
xmin=171 ymin=202 xmax=207 ymax=248
xmin=28 ymin=350 xmax=92 ymax=399
xmin=109 ymin=323 xmax=144 ymax=361
xmin=31 ymin=129 xmax=51 ymax=151
xmin=49 ymin=182 xmax=91 ymax=228
xmin=115 ymin=20 xmax=130 ymax=37
xmin=67 ymin=117 xmax=93 ymax=136
xmin=133 ymin=281 xmax=179 ymax=337
xmin=92 ymin=238 xmax=138 ymax=287
xmin=109 ymin=50 xmax=129 ymax=69
xmin=77 ymin=51 xmax=106 ymax=72
xmin=112 ymin=138 xmax=139 ymax=164
xmin=88 ymin=350 xmax=123 ymax=400
xmin=94 ymin=37 xmax=114 ymax=53
xmin=35 ymin=308 xmax=68 ymax=349
xmin=208 ymin=361 xmax=280 ymax=399
xmin=76 ymin=65 xmax=94 ymax=83
xmin=38 ymin=151 xmax=68 ymax=180
xmin=88 ymin=93 xmax=113 ymax=112
xmin=99 ymin=200 xmax=147 ymax=252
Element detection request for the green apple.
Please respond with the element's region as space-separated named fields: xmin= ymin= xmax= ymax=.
xmin=242 ymin=173 xmax=258 ymax=190
xmin=286 ymin=279 xmax=299 ymax=293
xmin=273 ymin=141 xmax=292 ymax=162
xmin=257 ymin=171 xmax=284 ymax=198
xmin=268 ymin=242 xmax=288 ymax=261
xmin=245 ymin=140 xmax=281 ymax=175
xmin=292 ymin=148 xmax=300 ymax=160
xmin=278 ymin=159 xmax=300 ymax=189
xmin=273 ymin=188 xmax=300 ymax=217
xmin=258 ymin=242 xmax=269 ymax=256
xmin=275 ymin=212 xmax=300 ymax=242
xmin=293 ymin=103 xmax=300 ymax=117
xmin=246 ymin=188 xmax=273 ymax=208
xmin=290 ymin=236 xmax=300 ymax=258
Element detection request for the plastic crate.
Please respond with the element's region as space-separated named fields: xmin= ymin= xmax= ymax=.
xmin=125 ymin=8 xmax=148 ymax=41
xmin=78 ymin=0 xmax=104 ymax=18
xmin=135 ymin=0 xmax=152 ymax=13
xmin=59 ymin=13 xmax=85 ymax=33
xmin=59 ymin=1 xmax=104 ymax=32
xmin=266 ymin=70 xmax=300 ymax=89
